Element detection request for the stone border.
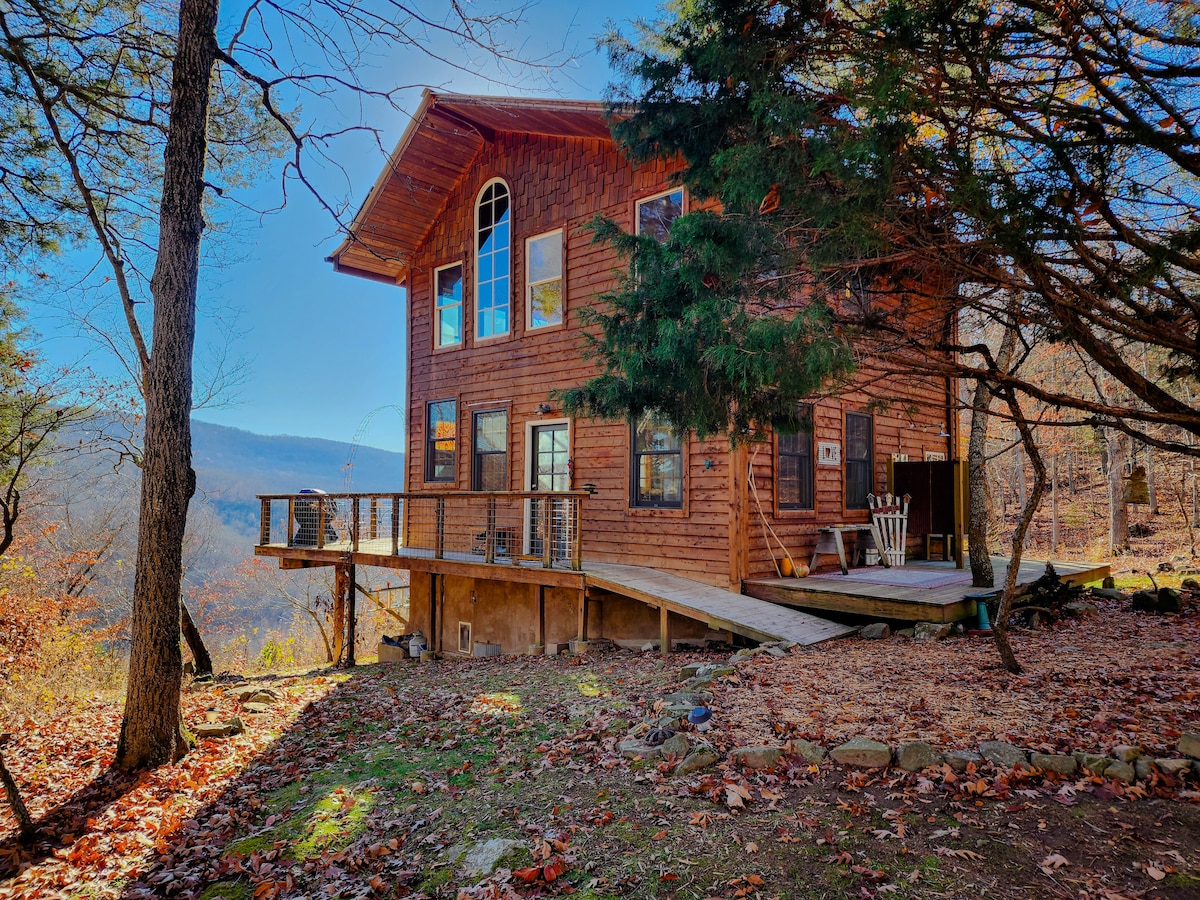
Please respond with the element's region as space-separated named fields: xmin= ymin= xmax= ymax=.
xmin=617 ymin=643 xmax=1200 ymax=789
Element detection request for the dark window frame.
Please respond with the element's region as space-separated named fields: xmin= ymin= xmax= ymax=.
xmin=777 ymin=406 xmax=815 ymax=511
xmin=630 ymin=415 xmax=684 ymax=509
xmin=845 ymin=411 xmax=874 ymax=510
xmin=424 ymin=399 xmax=457 ymax=484
xmin=471 ymin=409 xmax=508 ymax=491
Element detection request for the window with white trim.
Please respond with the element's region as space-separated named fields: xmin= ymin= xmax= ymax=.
xmin=475 ymin=179 xmax=511 ymax=339
xmin=434 ymin=262 xmax=463 ymax=347
xmin=526 ymin=230 xmax=563 ymax=329
xmin=472 ymin=409 xmax=508 ymax=491
xmin=636 ymin=188 xmax=684 ymax=243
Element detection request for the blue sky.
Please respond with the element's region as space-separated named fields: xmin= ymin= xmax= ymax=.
xmin=30 ymin=0 xmax=659 ymax=455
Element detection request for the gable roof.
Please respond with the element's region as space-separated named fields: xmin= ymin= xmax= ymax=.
xmin=328 ymin=91 xmax=610 ymax=285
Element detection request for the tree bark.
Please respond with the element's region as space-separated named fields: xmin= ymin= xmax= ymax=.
xmin=114 ymin=0 xmax=219 ymax=771
xmin=0 ymin=743 xmax=36 ymax=842
xmin=967 ymin=377 xmax=995 ymax=588
xmin=1050 ymin=453 xmax=1059 ymax=552
xmin=1106 ymin=428 xmax=1129 ymax=553
xmin=181 ymin=600 xmax=213 ymax=677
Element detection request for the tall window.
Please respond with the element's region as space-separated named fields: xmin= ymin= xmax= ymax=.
xmin=845 ymin=412 xmax=873 ymax=509
xmin=526 ymin=230 xmax=563 ymax=329
xmin=778 ymin=406 xmax=814 ymax=510
xmin=632 ymin=414 xmax=683 ymax=508
xmin=475 ymin=179 xmax=511 ymax=339
xmin=636 ymin=188 xmax=684 ymax=242
xmin=425 ymin=400 xmax=456 ymax=483
xmin=435 ymin=262 xmax=462 ymax=347
xmin=472 ymin=410 xmax=508 ymax=491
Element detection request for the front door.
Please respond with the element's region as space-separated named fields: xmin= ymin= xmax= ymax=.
xmin=529 ymin=423 xmax=570 ymax=558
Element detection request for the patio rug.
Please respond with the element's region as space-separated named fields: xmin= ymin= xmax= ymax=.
xmin=819 ymin=567 xmax=972 ymax=590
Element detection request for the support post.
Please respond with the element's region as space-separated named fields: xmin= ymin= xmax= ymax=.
xmin=287 ymin=497 xmax=295 ymax=547
xmin=576 ymin=589 xmax=587 ymax=641
xmin=345 ymin=561 xmax=357 ymax=667
xmin=352 ymin=500 xmax=361 ymax=552
xmin=660 ymin=605 xmax=670 ymax=657
xmin=332 ymin=563 xmax=348 ymax=663
xmin=392 ymin=496 xmax=401 ymax=555
xmin=571 ymin=496 xmax=583 ymax=571
xmin=429 ymin=573 xmax=438 ymax=652
xmin=536 ymin=585 xmax=546 ymax=649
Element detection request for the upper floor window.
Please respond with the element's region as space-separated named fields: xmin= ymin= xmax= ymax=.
xmin=434 ymin=262 xmax=463 ymax=347
xmin=425 ymin=400 xmax=457 ymax=483
xmin=845 ymin=411 xmax=873 ymax=510
xmin=636 ymin=188 xmax=684 ymax=243
xmin=632 ymin=414 xmax=683 ymax=508
xmin=475 ymin=179 xmax=511 ymax=339
xmin=526 ymin=230 xmax=563 ymax=330
xmin=778 ymin=406 xmax=815 ymax=510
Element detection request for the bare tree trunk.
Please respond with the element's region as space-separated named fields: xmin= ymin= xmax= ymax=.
xmin=0 ymin=742 xmax=36 ymax=842
xmin=1015 ymin=441 xmax=1027 ymax=507
xmin=991 ymin=390 xmax=1047 ymax=675
xmin=967 ymin=377 xmax=995 ymax=588
xmin=1145 ymin=444 xmax=1158 ymax=514
xmin=1050 ymin=453 xmax=1059 ymax=552
xmin=181 ymin=600 xmax=213 ymax=677
xmin=1106 ymin=428 xmax=1129 ymax=554
xmin=114 ymin=0 xmax=218 ymax=771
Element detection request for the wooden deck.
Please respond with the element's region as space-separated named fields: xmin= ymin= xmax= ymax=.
xmin=744 ymin=557 xmax=1111 ymax=623
xmin=585 ymin=562 xmax=858 ymax=647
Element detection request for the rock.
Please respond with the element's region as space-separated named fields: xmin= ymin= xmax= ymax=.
xmin=640 ymin=641 xmax=656 ymax=653
xmin=194 ymin=722 xmax=234 ymax=739
xmin=1090 ymin=587 xmax=1125 ymax=601
xmin=896 ymin=741 xmax=944 ymax=772
xmin=1135 ymin=757 xmax=1158 ymax=781
xmin=675 ymin=746 xmax=720 ymax=776
xmin=1155 ymin=758 xmax=1192 ymax=777
xmin=1179 ymin=733 xmax=1200 ymax=760
xmin=246 ymin=690 xmax=277 ymax=705
xmin=1157 ymin=587 xmax=1182 ymax=613
xmin=679 ymin=664 xmax=703 ymax=679
xmin=661 ymin=702 xmax=696 ymax=719
xmin=913 ymin=622 xmax=952 ymax=641
xmin=732 ymin=745 xmax=784 ymax=769
xmin=1072 ymin=752 xmax=1111 ymax=775
xmin=661 ymin=733 xmax=690 ymax=758
xmin=790 ymin=739 xmax=828 ymax=763
xmin=570 ymin=640 xmax=589 ymax=655
xmin=895 ymin=628 xmax=915 ymax=639
xmin=1106 ymin=760 xmax=1135 ymax=784
xmin=242 ymin=702 xmax=271 ymax=714
xmin=861 ymin=623 xmax=891 ymax=640
xmin=1111 ymin=744 xmax=1142 ymax=762
xmin=709 ymin=666 xmax=736 ymax=677
xmin=1183 ymin=578 xmax=1200 ymax=592
xmin=830 ymin=737 xmax=892 ymax=769
xmin=979 ymin=741 xmax=1028 ymax=769
xmin=448 ymin=838 xmax=527 ymax=880
xmin=1063 ymin=602 xmax=1098 ymax=616
xmin=763 ymin=646 xmax=788 ymax=657
xmin=1030 ymin=753 xmax=1078 ymax=776
xmin=229 ymin=685 xmax=260 ymax=701
xmin=1131 ymin=590 xmax=1158 ymax=612
xmin=661 ymin=691 xmax=707 ymax=707
xmin=778 ymin=641 xmax=799 ymax=651
xmin=944 ymin=750 xmax=983 ymax=773
xmin=618 ymin=739 xmax=661 ymax=760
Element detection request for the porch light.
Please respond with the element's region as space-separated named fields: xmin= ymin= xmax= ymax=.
xmin=536 ymin=402 xmax=553 ymax=415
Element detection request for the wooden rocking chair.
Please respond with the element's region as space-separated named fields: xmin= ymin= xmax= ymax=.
xmin=867 ymin=492 xmax=911 ymax=567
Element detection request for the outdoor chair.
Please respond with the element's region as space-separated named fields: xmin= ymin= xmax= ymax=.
xmin=867 ymin=492 xmax=911 ymax=567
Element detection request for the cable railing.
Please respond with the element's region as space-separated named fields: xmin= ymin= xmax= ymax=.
xmin=256 ymin=491 xmax=587 ymax=570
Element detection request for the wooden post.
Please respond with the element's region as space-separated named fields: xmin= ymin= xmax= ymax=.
xmin=391 ymin=496 xmax=401 ymax=555
xmin=287 ymin=497 xmax=295 ymax=547
xmin=429 ymin=573 xmax=438 ymax=652
xmin=536 ymin=585 xmax=546 ymax=648
xmin=259 ymin=498 xmax=271 ymax=545
xmin=659 ymin=605 xmax=670 ymax=657
xmin=332 ymin=564 xmax=347 ymax=663
xmin=369 ymin=497 xmax=378 ymax=541
xmin=728 ymin=444 xmax=749 ymax=589
xmin=352 ymin=499 xmax=361 ymax=552
xmin=571 ymin=495 xmax=583 ymax=571
xmin=541 ymin=498 xmax=553 ymax=568
xmin=576 ymin=589 xmax=587 ymax=641
xmin=435 ymin=497 xmax=445 ymax=559
xmin=317 ymin=500 xmax=327 ymax=550
xmin=345 ymin=562 xmax=357 ymax=667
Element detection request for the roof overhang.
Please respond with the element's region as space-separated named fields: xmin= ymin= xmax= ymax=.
xmin=327 ymin=91 xmax=611 ymax=286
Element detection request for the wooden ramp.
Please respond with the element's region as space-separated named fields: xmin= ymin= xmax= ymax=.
xmin=583 ymin=562 xmax=857 ymax=647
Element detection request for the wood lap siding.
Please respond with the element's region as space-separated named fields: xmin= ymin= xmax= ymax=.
xmin=406 ymin=133 xmax=735 ymax=586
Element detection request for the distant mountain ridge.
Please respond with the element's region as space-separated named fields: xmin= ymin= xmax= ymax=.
xmin=191 ymin=419 xmax=405 ymax=537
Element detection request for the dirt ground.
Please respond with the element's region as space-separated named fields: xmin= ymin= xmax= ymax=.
xmin=1 ymin=598 xmax=1198 ymax=900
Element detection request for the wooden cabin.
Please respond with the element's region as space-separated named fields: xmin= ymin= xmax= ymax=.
xmin=256 ymin=92 xmax=975 ymax=658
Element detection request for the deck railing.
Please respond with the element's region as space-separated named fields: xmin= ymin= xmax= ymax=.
xmin=256 ymin=491 xmax=588 ymax=570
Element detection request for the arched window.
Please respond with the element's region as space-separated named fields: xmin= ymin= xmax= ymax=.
xmin=475 ymin=179 xmax=511 ymax=339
